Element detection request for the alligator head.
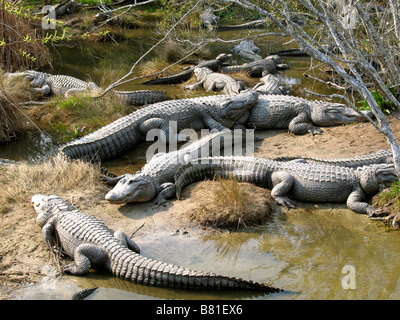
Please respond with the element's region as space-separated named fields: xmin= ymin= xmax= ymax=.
xmin=215 ymin=53 xmax=232 ymax=63
xmin=105 ymin=174 xmax=156 ymax=204
xmin=208 ymin=90 xmax=259 ymax=128
xmin=311 ymin=103 xmax=367 ymax=126
xmin=32 ymin=194 xmax=73 ymax=227
xmin=356 ymin=164 xmax=398 ymax=195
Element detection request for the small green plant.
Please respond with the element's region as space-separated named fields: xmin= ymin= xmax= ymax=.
xmin=376 ymin=181 xmax=400 ymax=208
xmin=358 ymin=88 xmax=397 ymax=115
xmin=63 ymin=126 xmax=92 ymax=142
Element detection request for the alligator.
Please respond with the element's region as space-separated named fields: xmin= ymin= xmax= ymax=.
xmin=143 ymin=53 xmax=232 ymax=85
xmin=274 ymin=149 xmax=393 ymax=168
xmin=115 ymin=90 xmax=168 ymax=106
xmin=222 ymin=55 xmax=289 ymax=77
xmin=252 ymin=74 xmax=288 ymax=95
xmin=174 ymin=157 xmax=397 ymax=216
xmin=5 ymin=70 xmax=101 ymax=98
xmin=247 ymin=94 xmax=369 ymax=135
xmin=55 ymin=0 xmax=87 ymax=17
xmin=200 ymin=7 xmax=220 ymax=30
xmin=103 ymin=131 xmax=244 ymax=205
xmin=58 ymin=91 xmax=259 ymax=161
xmin=5 ymin=71 xmax=168 ymax=104
xmin=32 ymin=193 xmax=281 ymax=292
xmin=232 ymin=39 xmax=262 ymax=61
xmin=184 ymin=67 xmax=246 ymax=95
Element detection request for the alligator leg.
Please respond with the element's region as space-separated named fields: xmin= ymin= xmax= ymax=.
xmin=346 ymin=188 xmax=389 ymax=216
xmin=101 ymin=174 xmax=125 ymax=185
xmin=113 ymin=231 xmax=140 ymax=253
xmin=153 ymin=182 xmax=176 ymax=205
xmin=270 ymin=171 xmax=297 ymax=208
xmin=64 ymin=244 xmax=108 ymax=275
xmin=288 ymin=110 xmax=324 ymax=135
xmin=184 ymin=80 xmax=204 ymax=91
xmin=139 ymin=118 xmax=189 ymax=143
xmin=202 ymin=116 xmax=230 ymax=131
xmin=33 ymin=84 xmax=52 ymax=96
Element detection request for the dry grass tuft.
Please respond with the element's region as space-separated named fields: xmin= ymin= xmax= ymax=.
xmin=185 ymin=177 xmax=275 ymax=229
xmin=0 ymin=0 xmax=51 ymax=72
xmin=0 ymin=156 xmax=104 ymax=205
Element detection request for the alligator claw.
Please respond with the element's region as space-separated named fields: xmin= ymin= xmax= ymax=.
xmin=308 ymin=127 xmax=324 ymax=136
xmin=368 ymin=207 xmax=389 ymax=218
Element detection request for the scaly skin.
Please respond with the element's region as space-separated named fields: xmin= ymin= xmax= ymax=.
xmin=103 ymin=131 xmax=241 ymax=205
xmin=5 ymin=71 xmax=167 ymax=104
xmin=222 ymin=55 xmax=289 ymax=77
xmin=184 ymin=67 xmax=246 ymax=95
xmin=248 ymin=94 xmax=369 ymax=135
xmin=174 ymin=157 xmax=397 ymax=216
xmin=58 ymin=91 xmax=259 ymax=161
xmin=274 ymin=150 xmax=393 ymax=168
xmin=32 ymin=194 xmax=281 ymax=292
xmin=143 ymin=53 xmax=232 ymax=85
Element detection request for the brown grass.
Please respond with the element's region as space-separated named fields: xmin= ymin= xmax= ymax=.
xmin=185 ymin=177 xmax=275 ymax=229
xmin=0 ymin=0 xmax=51 ymax=72
xmin=0 ymin=157 xmax=104 ymax=207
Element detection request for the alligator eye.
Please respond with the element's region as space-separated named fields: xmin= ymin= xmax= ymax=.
xmin=128 ymin=180 xmax=135 ymax=185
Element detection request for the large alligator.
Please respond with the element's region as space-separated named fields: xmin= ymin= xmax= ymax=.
xmin=143 ymin=53 xmax=232 ymax=85
xmin=184 ymin=67 xmax=246 ymax=95
xmin=4 ymin=71 xmax=168 ymax=105
xmin=32 ymin=194 xmax=281 ymax=292
xmin=274 ymin=149 xmax=393 ymax=168
xmin=103 ymin=131 xmax=244 ymax=205
xmin=222 ymin=55 xmax=289 ymax=77
xmin=174 ymin=157 xmax=397 ymax=216
xmin=58 ymin=91 xmax=259 ymax=161
xmin=5 ymin=70 xmax=101 ymax=98
xmin=247 ymin=94 xmax=369 ymax=135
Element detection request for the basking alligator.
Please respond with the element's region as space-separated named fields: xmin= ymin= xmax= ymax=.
xmin=247 ymin=94 xmax=369 ymax=135
xmin=222 ymin=55 xmax=289 ymax=77
xmin=184 ymin=67 xmax=246 ymax=95
xmin=174 ymin=157 xmax=397 ymax=216
xmin=58 ymin=91 xmax=259 ymax=161
xmin=143 ymin=53 xmax=232 ymax=85
xmin=103 ymin=131 xmax=243 ymax=205
xmin=252 ymin=74 xmax=288 ymax=95
xmin=274 ymin=149 xmax=393 ymax=168
xmin=232 ymin=39 xmax=262 ymax=61
xmin=5 ymin=70 xmax=101 ymax=98
xmin=32 ymin=194 xmax=280 ymax=292
xmin=4 ymin=71 xmax=168 ymax=105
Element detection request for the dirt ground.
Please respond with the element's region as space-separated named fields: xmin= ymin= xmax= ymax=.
xmin=1 ymin=114 xmax=399 ymax=299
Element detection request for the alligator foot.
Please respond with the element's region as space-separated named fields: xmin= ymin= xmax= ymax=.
xmin=308 ymin=127 xmax=324 ymax=135
xmin=367 ymin=207 xmax=389 ymax=218
xmin=384 ymin=213 xmax=400 ymax=228
xmin=273 ymin=196 xmax=297 ymax=209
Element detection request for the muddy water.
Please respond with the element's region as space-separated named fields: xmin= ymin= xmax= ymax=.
xmin=6 ymin=28 xmax=400 ymax=300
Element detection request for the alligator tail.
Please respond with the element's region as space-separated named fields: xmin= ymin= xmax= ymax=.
xmin=143 ymin=71 xmax=192 ymax=85
xmin=58 ymin=117 xmax=140 ymax=161
xmin=113 ymin=250 xmax=280 ymax=292
xmin=115 ymin=90 xmax=168 ymax=106
xmin=221 ymin=65 xmax=243 ymax=74
xmin=174 ymin=157 xmax=270 ymax=199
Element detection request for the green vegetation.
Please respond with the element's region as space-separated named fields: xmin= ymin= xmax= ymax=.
xmin=358 ymin=88 xmax=397 ymax=115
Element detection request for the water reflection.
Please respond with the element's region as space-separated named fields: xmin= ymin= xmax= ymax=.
xmin=0 ymin=130 xmax=62 ymax=163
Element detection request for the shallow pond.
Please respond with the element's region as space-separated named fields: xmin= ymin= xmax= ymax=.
xmin=5 ymin=27 xmax=400 ymax=300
